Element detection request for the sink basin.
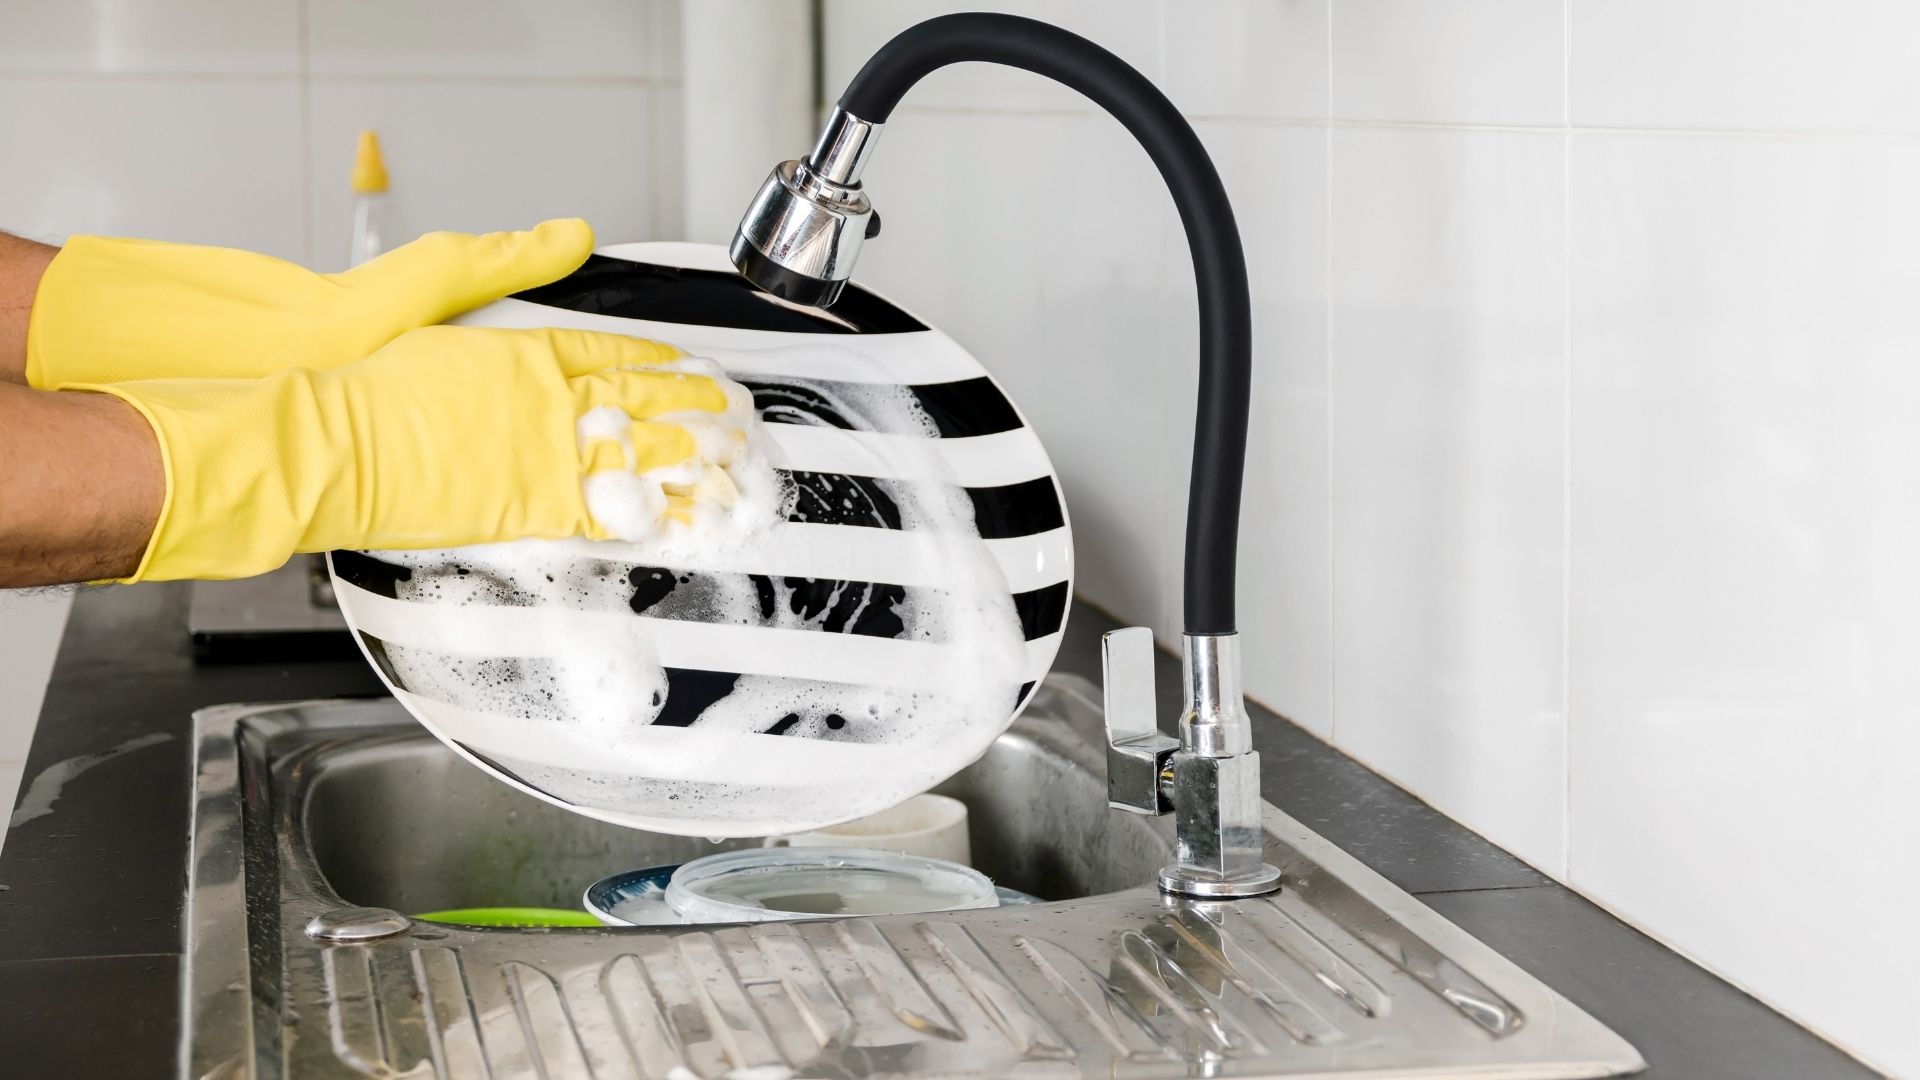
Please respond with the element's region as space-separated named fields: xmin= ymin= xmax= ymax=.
xmin=302 ymin=689 xmax=1164 ymax=916
xmin=182 ymin=675 xmax=1644 ymax=1079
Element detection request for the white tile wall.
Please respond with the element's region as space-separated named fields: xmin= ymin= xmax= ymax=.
xmin=1162 ymin=1 xmax=1328 ymax=120
xmin=678 ymin=0 xmax=814 ymax=244
xmin=1038 ymin=116 xmax=1176 ymax=624
xmin=306 ymin=0 xmax=659 ymax=79
xmin=0 ymin=0 xmax=301 ymax=75
xmin=307 ymin=82 xmax=663 ymax=268
xmin=0 ymin=78 xmax=306 ymax=256
xmin=649 ymin=77 xmax=689 ymax=244
xmin=0 ymin=0 xmax=683 ymax=266
xmin=1333 ymin=0 xmax=1565 ymax=126
xmin=645 ymin=0 xmax=685 ymax=84
xmin=1569 ymin=132 xmax=1920 ymax=1077
xmin=1330 ymin=126 xmax=1568 ymax=873
xmin=813 ymin=1 xmax=1919 ymax=1072
xmin=822 ymin=0 xmax=1164 ymax=113
xmin=1571 ymin=1 xmax=1920 ymax=134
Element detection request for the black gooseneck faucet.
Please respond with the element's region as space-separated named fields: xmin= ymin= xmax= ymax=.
xmin=730 ymin=13 xmax=1279 ymax=898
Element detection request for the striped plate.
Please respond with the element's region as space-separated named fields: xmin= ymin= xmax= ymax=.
xmin=328 ymin=242 xmax=1072 ymax=837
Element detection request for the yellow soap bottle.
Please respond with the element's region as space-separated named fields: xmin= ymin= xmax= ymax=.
xmin=347 ymin=130 xmax=389 ymax=268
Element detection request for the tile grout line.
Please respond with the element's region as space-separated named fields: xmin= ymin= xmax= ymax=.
xmin=645 ymin=1 xmax=668 ymax=240
xmin=0 ymin=71 xmax=662 ymax=88
xmin=296 ymin=0 xmax=314 ymax=269
xmin=1560 ymin=0 xmax=1576 ymax=885
xmin=1323 ymin=0 xmax=1338 ymax=746
xmin=309 ymin=73 xmax=661 ymax=87
xmin=879 ymin=102 xmax=1920 ymax=144
xmin=1412 ymin=883 xmax=1557 ymax=898
xmin=0 ymin=71 xmax=302 ymax=83
xmin=1564 ymin=878 xmax=1898 ymax=1076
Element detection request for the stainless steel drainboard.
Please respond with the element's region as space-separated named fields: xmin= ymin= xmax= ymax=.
xmin=182 ymin=676 xmax=1643 ymax=1079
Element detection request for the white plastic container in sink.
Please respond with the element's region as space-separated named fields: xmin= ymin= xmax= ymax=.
xmin=769 ymin=792 xmax=972 ymax=864
xmin=587 ymin=846 xmax=1002 ymax=926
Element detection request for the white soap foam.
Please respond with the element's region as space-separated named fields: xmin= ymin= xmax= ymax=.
xmin=372 ymin=343 xmax=1029 ymax=836
xmin=573 ymin=358 xmax=785 ymax=546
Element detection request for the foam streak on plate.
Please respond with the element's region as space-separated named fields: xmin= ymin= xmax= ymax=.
xmin=515 ymin=525 xmax=1071 ymax=595
xmin=767 ymin=425 xmax=1052 ymax=488
xmin=339 ymin=579 xmax=1059 ymax=688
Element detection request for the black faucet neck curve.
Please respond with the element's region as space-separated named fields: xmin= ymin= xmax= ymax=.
xmin=838 ymin=12 xmax=1251 ymax=635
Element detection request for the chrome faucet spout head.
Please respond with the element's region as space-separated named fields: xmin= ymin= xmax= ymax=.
xmin=730 ymin=108 xmax=883 ymax=309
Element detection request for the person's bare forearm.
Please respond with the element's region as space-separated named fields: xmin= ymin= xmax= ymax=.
xmin=0 ymin=381 xmax=162 ymax=586
xmin=1 ymin=233 xmax=58 ymax=384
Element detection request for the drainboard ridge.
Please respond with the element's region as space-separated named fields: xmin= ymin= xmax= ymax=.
xmin=310 ymin=893 xmax=1521 ymax=1079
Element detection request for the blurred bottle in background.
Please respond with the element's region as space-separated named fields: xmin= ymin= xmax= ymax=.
xmin=347 ymin=130 xmax=388 ymax=268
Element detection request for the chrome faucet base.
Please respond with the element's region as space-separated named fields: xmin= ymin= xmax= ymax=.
xmin=1104 ymin=627 xmax=1283 ymax=899
xmin=1158 ymin=860 xmax=1283 ymax=898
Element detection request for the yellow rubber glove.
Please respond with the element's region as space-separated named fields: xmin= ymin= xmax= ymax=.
xmin=24 ymin=219 xmax=593 ymax=388
xmin=71 ymin=326 xmax=759 ymax=582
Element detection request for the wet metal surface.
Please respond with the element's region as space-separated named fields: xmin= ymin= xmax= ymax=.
xmin=182 ymin=682 xmax=1642 ymax=1079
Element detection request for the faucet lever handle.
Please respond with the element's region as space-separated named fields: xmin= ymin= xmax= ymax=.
xmin=1102 ymin=627 xmax=1176 ymax=816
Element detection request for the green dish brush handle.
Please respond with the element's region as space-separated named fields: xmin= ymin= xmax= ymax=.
xmin=413 ymin=907 xmax=603 ymax=928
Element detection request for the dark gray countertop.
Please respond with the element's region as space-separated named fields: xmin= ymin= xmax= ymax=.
xmin=0 ymin=584 xmax=1874 ymax=1078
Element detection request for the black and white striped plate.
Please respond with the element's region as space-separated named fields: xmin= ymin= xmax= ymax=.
xmin=328 ymin=243 xmax=1072 ymax=836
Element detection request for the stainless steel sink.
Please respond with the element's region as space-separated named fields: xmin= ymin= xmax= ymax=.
xmin=183 ymin=675 xmax=1644 ymax=1079
xmin=298 ymin=690 xmax=1164 ymax=915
